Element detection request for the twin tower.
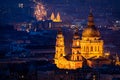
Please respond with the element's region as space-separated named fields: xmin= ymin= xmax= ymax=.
xmin=50 ymin=12 xmax=62 ymax=22
xmin=54 ymin=12 xmax=104 ymax=69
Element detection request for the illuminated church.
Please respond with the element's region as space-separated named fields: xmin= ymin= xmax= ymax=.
xmin=50 ymin=12 xmax=62 ymax=22
xmin=54 ymin=12 xmax=111 ymax=69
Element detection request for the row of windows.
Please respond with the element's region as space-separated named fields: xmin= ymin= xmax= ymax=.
xmin=72 ymin=56 xmax=81 ymax=61
xmin=82 ymin=46 xmax=102 ymax=52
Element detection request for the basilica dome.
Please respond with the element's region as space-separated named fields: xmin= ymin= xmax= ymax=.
xmin=82 ymin=11 xmax=100 ymax=37
xmin=82 ymin=26 xmax=100 ymax=37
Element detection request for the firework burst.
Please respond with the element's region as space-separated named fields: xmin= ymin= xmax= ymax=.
xmin=34 ymin=2 xmax=47 ymax=21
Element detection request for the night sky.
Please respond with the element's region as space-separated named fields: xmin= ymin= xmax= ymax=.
xmin=0 ymin=0 xmax=120 ymax=24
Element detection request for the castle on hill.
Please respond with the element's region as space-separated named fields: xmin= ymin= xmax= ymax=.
xmin=54 ymin=12 xmax=118 ymax=69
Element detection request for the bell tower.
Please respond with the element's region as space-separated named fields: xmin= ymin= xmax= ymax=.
xmin=55 ymin=29 xmax=65 ymax=59
xmin=71 ymin=29 xmax=81 ymax=61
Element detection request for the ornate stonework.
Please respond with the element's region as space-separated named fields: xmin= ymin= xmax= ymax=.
xmin=54 ymin=12 xmax=110 ymax=69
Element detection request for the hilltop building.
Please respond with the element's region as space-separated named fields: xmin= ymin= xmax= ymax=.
xmin=50 ymin=12 xmax=62 ymax=22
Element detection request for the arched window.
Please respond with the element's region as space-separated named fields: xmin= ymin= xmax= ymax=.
xmin=84 ymin=46 xmax=85 ymax=51
xmin=95 ymin=46 xmax=96 ymax=51
xmin=77 ymin=56 xmax=79 ymax=60
xmin=98 ymin=46 xmax=99 ymax=51
xmin=86 ymin=46 xmax=89 ymax=52
xmin=72 ymin=56 xmax=74 ymax=60
xmin=91 ymin=46 xmax=93 ymax=51
xmin=60 ymin=54 xmax=63 ymax=57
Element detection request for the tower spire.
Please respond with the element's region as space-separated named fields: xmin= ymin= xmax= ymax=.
xmin=55 ymin=28 xmax=65 ymax=59
xmin=87 ymin=9 xmax=95 ymax=27
xmin=50 ymin=12 xmax=55 ymax=20
xmin=56 ymin=12 xmax=62 ymax=22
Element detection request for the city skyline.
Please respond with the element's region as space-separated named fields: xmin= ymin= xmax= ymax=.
xmin=0 ymin=0 xmax=120 ymax=80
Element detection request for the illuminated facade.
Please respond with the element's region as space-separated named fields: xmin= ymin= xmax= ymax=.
xmin=54 ymin=12 xmax=110 ymax=69
xmin=54 ymin=29 xmax=83 ymax=69
xmin=50 ymin=12 xmax=62 ymax=22
xmin=80 ymin=12 xmax=103 ymax=59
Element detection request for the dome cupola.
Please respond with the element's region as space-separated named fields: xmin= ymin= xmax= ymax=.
xmin=82 ymin=11 xmax=100 ymax=37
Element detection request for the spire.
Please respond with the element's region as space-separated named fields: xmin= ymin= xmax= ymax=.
xmin=56 ymin=12 xmax=60 ymax=20
xmin=56 ymin=12 xmax=62 ymax=22
xmin=50 ymin=12 xmax=55 ymax=20
xmin=87 ymin=9 xmax=95 ymax=27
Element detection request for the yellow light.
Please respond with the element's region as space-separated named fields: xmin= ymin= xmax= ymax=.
xmin=77 ymin=41 xmax=79 ymax=46
xmin=34 ymin=2 xmax=47 ymax=21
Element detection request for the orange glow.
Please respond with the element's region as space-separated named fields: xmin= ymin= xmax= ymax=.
xmin=54 ymin=12 xmax=109 ymax=70
xmin=34 ymin=2 xmax=47 ymax=21
xmin=50 ymin=12 xmax=62 ymax=22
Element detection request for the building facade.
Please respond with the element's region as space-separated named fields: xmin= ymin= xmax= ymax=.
xmin=54 ymin=12 xmax=110 ymax=69
xmin=80 ymin=12 xmax=103 ymax=59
